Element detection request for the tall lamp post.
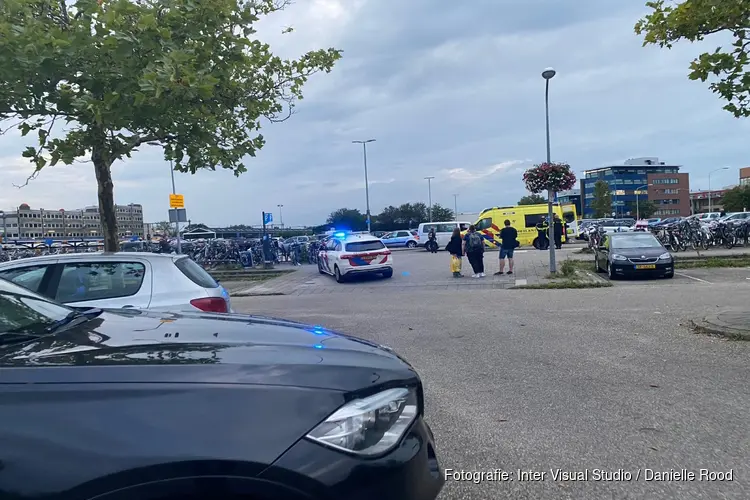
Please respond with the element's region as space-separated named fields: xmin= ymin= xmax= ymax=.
xmin=453 ymin=194 xmax=458 ymax=221
xmin=635 ymin=184 xmax=649 ymax=220
xmin=542 ymin=67 xmax=557 ymax=273
xmin=169 ymin=159 xmax=182 ymax=254
xmin=425 ymin=176 xmax=435 ymax=221
xmin=277 ymin=204 xmax=284 ymax=228
xmin=353 ymin=139 xmax=376 ymax=233
xmin=0 ymin=211 xmax=6 ymax=244
xmin=708 ymin=167 xmax=729 ymax=213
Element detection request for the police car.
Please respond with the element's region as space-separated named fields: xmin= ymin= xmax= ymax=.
xmin=318 ymin=231 xmax=394 ymax=283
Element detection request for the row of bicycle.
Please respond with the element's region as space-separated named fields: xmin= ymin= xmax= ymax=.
xmin=586 ymin=218 xmax=750 ymax=251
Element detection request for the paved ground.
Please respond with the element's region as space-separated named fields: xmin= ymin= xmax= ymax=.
xmin=232 ymin=257 xmax=750 ymax=500
xmin=235 ymin=244 xmax=750 ymax=295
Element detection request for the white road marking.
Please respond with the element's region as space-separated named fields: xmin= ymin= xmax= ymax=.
xmin=675 ymin=272 xmax=712 ymax=284
xmin=514 ymin=250 xmax=529 ymax=254
xmin=515 ymin=278 xmax=528 ymax=286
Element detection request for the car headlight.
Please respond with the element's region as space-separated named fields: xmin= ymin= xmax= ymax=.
xmin=658 ymin=252 xmax=671 ymax=260
xmin=306 ymin=387 xmax=418 ymax=456
xmin=612 ymin=254 xmax=627 ymax=261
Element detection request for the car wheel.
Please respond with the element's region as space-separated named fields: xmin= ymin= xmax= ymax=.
xmin=406 ymin=240 xmax=417 ymax=248
xmin=607 ymin=262 xmax=617 ymax=280
xmin=382 ymin=268 xmax=393 ymax=278
xmin=334 ymin=265 xmax=344 ymax=283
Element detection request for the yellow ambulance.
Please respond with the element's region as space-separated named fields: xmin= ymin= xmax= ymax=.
xmin=465 ymin=203 xmax=579 ymax=248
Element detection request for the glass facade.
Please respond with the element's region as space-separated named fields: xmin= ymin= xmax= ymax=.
xmin=581 ymin=166 xmax=679 ymax=218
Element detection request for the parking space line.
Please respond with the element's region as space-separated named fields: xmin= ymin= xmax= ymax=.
xmin=675 ymin=272 xmax=712 ymax=284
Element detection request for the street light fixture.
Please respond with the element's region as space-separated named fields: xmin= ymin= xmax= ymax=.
xmin=424 ymin=177 xmax=435 ymax=221
xmin=542 ymin=66 xmax=557 ymax=273
xmin=635 ymin=184 xmax=649 ymax=220
xmin=453 ymin=194 xmax=458 ymax=221
xmin=708 ymin=167 xmax=729 ymax=213
xmin=353 ymin=139 xmax=376 ymax=233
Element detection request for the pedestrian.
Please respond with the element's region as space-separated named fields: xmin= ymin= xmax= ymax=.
xmin=553 ymin=215 xmax=563 ymax=250
xmin=463 ymin=225 xmax=485 ymax=278
xmin=535 ymin=219 xmax=549 ymax=250
xmin=494 ymin=219 xmax=518 ymax=275
xmin=445 ymin=227 xmax=464 ymax=277
xmin=427 ymin=228 xmax=438 ymax=253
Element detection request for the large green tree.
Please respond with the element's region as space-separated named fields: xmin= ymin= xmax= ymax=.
xmin=590 ymin=180 xmax=613 ymax=218
xmin=327 ymin=208 xmax=367 ymax=231
xmin=518 ymin=194 xmax=547 ymax=205
xmin=721 ymin=185 xmax=750 ymax=212
xmin=0 ymin=0 xmax=340 ymax=250
xmin=429 ymin=203 xmax=454 ymax=221
xmin=635 ymin=0 xmax=750 ymax=117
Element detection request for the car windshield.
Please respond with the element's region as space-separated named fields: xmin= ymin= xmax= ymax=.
xmin=0 ymin=287 xmax=72 ymax=335
xmin=612 ymin=234 xmax=662 ymax=249
xmin=345 ymin=240 xmax=386 ymax=252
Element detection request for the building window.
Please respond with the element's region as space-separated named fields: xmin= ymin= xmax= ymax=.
xmin=652 ymin=178 xmax=679 ymax=184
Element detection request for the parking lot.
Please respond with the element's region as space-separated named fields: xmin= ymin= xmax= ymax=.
xmin=234 ymin=244 xmax=750 ymax=296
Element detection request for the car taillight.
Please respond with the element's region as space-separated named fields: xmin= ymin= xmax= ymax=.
xmin=340 ymin=253 xmax=353 ymax=259
xmin=382 ymin=250 xmax=391 ymax=255
xmin=190 ymin=297 xmax=228 ymax=313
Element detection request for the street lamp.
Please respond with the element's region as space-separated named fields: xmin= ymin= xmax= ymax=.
xmin=453 ymin=194 xmax=458 ymax=221
xmin=169 ymin=159 xmax=181 ymax=254
xmin=542 ymin=67 xmax=557 ymax=273
xmin=277 ymin=204 xmax=284 ymax=228
xmin=708 ymin=167 xmax=729 ymax=213
xmin=425 ymin=176 xmax=435 ymax=221
xmin=353 ymin=139 xmax=376 ymax=233
xmin=0 ymin=210 xmax=5 ymax=244
xmin=635 ymin=184 xmax=649 ymax=220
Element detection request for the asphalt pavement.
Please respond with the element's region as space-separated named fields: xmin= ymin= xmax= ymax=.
xmin=232 ymin=280 xmax=750 ymax=499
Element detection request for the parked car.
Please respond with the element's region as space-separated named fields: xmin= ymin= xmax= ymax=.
xmin=0 ymin=278 xmax=444 ymax=500
xmin=381 ymin=230 xmax=420 ymax=248
xmin=0 ymin=252 xmax=232 ymax=313
xmin=283 ymin=235 xmax=311 ymax=252
xmin=594 ymin=231 xmax=674 ymax=279
xmin=719 ymin=212 xmax=750 ymax=223
xmin=416 ymin=221 xmax=471 ymax=250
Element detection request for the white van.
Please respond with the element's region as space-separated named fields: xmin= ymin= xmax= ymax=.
xmin=417 ymin=221 xmax=471 ymax=250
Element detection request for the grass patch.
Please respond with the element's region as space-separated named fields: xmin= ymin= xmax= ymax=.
xmin=514 ymin=279 xmax=612 ymax=289
xmin=676 ymin=258 xmax=750 ymax=269
xmin=560 ymin=259 xmax=577 ymax=276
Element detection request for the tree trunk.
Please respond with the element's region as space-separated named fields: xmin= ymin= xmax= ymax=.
xmin=92 ymin=145 xmax=119 ymax=252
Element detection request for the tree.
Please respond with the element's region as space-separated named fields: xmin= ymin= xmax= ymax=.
xmin=518 ymin=194 xmax=548 ymax=205
xmin=590 ymin=180 xmax=613 ymax=218
xmin=0 ymin=0 xmax=341 ymax=251
xmin=327 ymin=208 xmax=367 ymax=231
xmin=635 ymin=0 xmax=750 ymax=117
xmin=429 ymin=203 xmax=454 ymax=221
xmin=721 ymin=185 xmax=750 ymax=212
xmin=631 ymin=200 xmax=658 ymax=219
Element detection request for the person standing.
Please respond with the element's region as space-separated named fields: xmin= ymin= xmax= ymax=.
xmin=495 ymin=219 xmax=518 ymax=275
xmin=427 ymin=228 xmax=438 ymax=253
xmin=535 ymin=219 xmax=549 ymax=250
xmin=553 ymin=215 xmax=564 ymax=250
xmin=463 ymin=225 xmax=485 ymax=278
xmin=445 ymin=227 xmax=464 ymax=277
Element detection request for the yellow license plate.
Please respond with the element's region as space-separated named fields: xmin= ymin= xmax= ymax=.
xmin=635 ymin=264 xmax=656 ymax=269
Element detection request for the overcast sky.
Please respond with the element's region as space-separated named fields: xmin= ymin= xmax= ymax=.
xmin=1 ymin=0 xmax=748 ymax=227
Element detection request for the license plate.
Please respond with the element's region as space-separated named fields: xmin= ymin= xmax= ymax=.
xmin=635 ymin=264 xmax=656 ymax=269
xmin=362 ymin=256 xmax=375 ymax=262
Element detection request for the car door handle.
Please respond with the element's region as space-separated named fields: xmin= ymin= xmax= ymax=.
xmin=122 ymin=305 xmax=135 ymax=309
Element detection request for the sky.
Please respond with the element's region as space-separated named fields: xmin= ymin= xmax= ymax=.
xmin=1 ymin=0 xmax=749 ymax=227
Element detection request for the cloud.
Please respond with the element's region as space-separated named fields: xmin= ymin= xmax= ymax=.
xmin=2 ymin=0 xmax=749 ymax=226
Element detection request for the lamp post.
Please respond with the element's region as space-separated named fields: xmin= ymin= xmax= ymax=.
xmin=542 ymin=66 xmax=557 ymax=273
xmin=453 ymin=194 xmax=458 ymax=221
xmin=169 ymin=159 xmax=181 ymax=254
xmin=277 ymin=204 xmax=284 ymax=228
xmin=635 ymin=184 xmax=649 ymax=220
xmin=0 ymin=211 xmax=6 ymax=244
xmin=425 ymin=177 xmax=435 ymax=221
xmin=708 ymin=167 xmax=729 ymax=213
xmin=353 ymin=139 xmax=376 ymax=233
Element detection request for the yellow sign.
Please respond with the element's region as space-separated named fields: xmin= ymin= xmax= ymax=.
xmin=169 ymin=194 xmax=184 ymax=208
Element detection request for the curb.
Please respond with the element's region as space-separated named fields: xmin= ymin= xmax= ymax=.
xmin=690 ymin=318 xmax=750 ymax=341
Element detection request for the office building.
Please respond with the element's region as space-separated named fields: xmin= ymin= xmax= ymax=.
xmin=689 ymin=187 xmax=736 ymax=214
xmin=740 ymin=167 xmax=750 ymax=187
xmin=0 ymin=203 xmax=144 ymax=240
xmin=580 ymin=157 xmax=691 ymax=218
xmin=557 ymin=189 xmax=581 ymax=215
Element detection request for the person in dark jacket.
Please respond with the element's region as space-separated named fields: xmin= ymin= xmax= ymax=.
xmin=445 ymin=227 xmax=464 ymax=277
xmin=427 ymin=228 xmax=438 ymax=253
xmin=553 ymin=215 xmax=564 ymax=249
xmin=535 ymin=219 xmax=549 ymax=250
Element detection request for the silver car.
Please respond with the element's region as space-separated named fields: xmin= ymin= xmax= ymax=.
xmin=0 ymin=252 xmax=232 ymax=313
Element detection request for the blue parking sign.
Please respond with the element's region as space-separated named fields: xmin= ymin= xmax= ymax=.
xmin=264 ymin=212 xmax=273 ymax=224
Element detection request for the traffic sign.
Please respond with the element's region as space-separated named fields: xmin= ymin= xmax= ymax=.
xmin=169 ymin=194 xmax=184 ymax=208
xmin=263 ymin=212 xmax=273 ymax=224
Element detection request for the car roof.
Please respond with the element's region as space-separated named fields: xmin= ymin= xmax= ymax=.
xmin=0 ymin=252 xmax=181 ymax=269
xmin=340 ymin=233 xmax=382 ymax=243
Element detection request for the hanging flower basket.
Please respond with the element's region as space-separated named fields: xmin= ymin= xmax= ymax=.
xmin=523 ymin=162 xmax=576 ymax=194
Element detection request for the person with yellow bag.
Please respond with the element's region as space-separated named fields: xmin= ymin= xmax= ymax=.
xmin=445 ymin=227 xmax=464 ymax=278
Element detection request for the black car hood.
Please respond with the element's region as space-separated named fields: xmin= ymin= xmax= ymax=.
xmin=611 ymin=246 xmax=668 ymax=258
xmin=0 ymin=309 xmax=416 ymax=391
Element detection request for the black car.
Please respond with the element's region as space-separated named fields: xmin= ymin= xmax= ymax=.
xmin=0 ymin=279 xmax=443 ymax=500
xmin=594 ymin=232 xmax=674 ymax=279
